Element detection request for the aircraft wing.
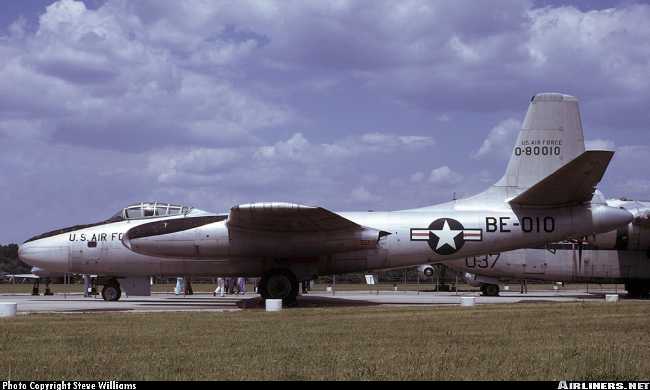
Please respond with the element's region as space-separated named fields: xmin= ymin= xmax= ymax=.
xmin=227 ymin=202 xmax=362 ymax=232
xmin=509 ymin=150 xmax=614 ymax=207
xmin=125 ymin=202 xmax=381 ymax=258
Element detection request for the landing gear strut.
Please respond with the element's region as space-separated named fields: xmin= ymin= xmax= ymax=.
xmin=258 ymin=269 xmax=298 ymax=304
xmin=101 ymin=279 xmax=122 ymax=301
xmin=481 ymin=283 xmax=500 ymax=297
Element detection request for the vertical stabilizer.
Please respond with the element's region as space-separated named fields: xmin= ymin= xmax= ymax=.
xmin=495 ymin=93 xmax=585 ymax=191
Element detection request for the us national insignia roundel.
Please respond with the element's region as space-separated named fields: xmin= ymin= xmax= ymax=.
xmin=410 ymin=218 xmax=483 ymax=255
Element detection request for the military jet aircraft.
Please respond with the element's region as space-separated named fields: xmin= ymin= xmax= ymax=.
xmin=18 ymin=93 xmax=633 ymax=302
xmin=433 ymin=195 xmax=650 ymax=298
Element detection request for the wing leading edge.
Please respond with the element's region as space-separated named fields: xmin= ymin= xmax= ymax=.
xmin=227 ymin=202 xmax=362 ymax=233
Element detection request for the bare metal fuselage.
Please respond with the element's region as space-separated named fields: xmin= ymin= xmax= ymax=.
xmin=448 ymin=247 xmax=650 ymax=284
xmin=444 ymin=199 xmax=650 ymax=284
xmin=19 ymin=202 xmax=632 ymax=280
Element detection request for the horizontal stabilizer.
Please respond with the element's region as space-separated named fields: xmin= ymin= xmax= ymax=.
xmin=509 ymin=150 xmax=614 ymax=207
xmin=228 ymin=202 xmax=362 ymax=232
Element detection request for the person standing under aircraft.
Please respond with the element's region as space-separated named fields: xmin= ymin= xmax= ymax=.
xmin=174 ymin=277 xmax=183 ymax=295
xmin=214 ymin=277 xmax=225 ymax=297
xmin=83 ymin=274 xmax=92 ymax=297
xmin=184 ymin=278 xmax=193 ymax=295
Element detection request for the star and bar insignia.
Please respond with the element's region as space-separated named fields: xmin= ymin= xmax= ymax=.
xmin=410 ymin=218 xmax=483 ymax=255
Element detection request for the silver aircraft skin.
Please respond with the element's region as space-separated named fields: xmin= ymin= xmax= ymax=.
xmin=18 ymin=93 xmax=633 ymax=302
xmin=437 ymin=197 xmax=650 ymax=297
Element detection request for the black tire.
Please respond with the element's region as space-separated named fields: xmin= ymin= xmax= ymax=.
xmin=259 ymin=269 xmax=298 ymax=303
xmin=481 ymin=284 xmax=500 ymax=297
xmin=101 ymin=284 xmax=122 ymax=301
xmin=423 ymin=267 xmax=434 ymax=277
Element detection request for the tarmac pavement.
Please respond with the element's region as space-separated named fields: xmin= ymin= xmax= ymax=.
xmin=0 ymin=288 xmax=634 ymax=314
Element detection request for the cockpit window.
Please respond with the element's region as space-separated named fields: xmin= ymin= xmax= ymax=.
xmin=23 ymin=202 xmax=193 ymax=243
xmin=143 ymin=205 xmax=155 ymax=217
xmin=122 ymin=202 xmax=192 ymax=220
xmin=125 ymin=207 xmax=143 ymax=219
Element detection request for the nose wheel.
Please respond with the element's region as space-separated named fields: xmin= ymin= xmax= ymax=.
xmin=101 ymin=281 xmax=122 ymax=301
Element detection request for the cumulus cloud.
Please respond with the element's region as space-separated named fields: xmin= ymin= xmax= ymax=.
xmin=410 ymin=172 xmax=426 ymax=183
xmin=472 ymin=118 xmax=521 ymax=160
xmin=2 ymin=0 xmax=650 ymax=242
xmin=0 ymin=0 xmax=294 ymax=151
xmin=350 ymin=186 xmax=379 ymax=203
xmin=360 ymin=133 xmax=435 ymax=149
xmin=586 ymin=139 xmax=616 ymax=150
xmin=253 ymin=132 xmax=435 ymax=163
xmin=428 ymin=166 xmax=463 ymax=185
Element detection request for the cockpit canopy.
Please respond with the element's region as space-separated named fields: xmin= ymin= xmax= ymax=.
xmin=120 ymin=202 xmax=192 ymax=220
xmin=24 ymin=202 xmax=196 ymax=243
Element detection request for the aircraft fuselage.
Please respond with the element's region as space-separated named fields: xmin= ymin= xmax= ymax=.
xmin=19 ymin=203 xmax=632 ymax=280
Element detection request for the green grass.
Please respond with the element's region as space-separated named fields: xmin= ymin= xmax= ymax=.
xmin=1 ymin=302 xmax=649 ymax=380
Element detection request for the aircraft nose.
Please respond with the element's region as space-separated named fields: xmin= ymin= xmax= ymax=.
xmin=17 ymin=243 xmax=33 ymax=264
xmin=18 ymin=241 xmax=69 ymax=273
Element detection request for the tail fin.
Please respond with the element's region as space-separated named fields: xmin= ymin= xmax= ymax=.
xmin=423 ymin=93 xmax=613 ymax=211
xmin=495 ymin=93 xmax=585 ymax=191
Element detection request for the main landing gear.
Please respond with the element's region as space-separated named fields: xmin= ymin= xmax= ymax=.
xmin=258 ymin=269 xmax=299 ymax=304
xmin=480 ymin=283 xmax=500 ymax=297
xmin=101 ymin=279 xmax=122 ymax=301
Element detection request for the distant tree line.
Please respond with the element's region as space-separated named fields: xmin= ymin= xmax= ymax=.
xmin=0 ymin=244 xmax=30 ymax=274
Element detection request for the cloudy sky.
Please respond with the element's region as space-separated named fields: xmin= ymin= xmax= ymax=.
xmin=1 ymin=0 xmax=649 ymax=243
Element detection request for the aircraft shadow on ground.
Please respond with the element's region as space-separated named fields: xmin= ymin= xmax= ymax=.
xmin=236 ymin=295 xmax=381 ymax=309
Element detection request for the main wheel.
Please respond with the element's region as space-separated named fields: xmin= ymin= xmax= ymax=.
xmin=101 ymin=284 xmax=122 ymax=301
xmin=259 ymin=269 xmax=298 ymax=303
xmin=481 ymin=283 xmax=500 ymax=297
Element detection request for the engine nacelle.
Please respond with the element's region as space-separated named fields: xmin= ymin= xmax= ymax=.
xmin=417 ymin=264 xmax=434 ymax=278
xmin=463 ymin=272 xmax=499 ymax=287
xmin=123 ymin=215 xmax=385 ymax=259
xmin=586 ymin=220 xmax=650 ymax=251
